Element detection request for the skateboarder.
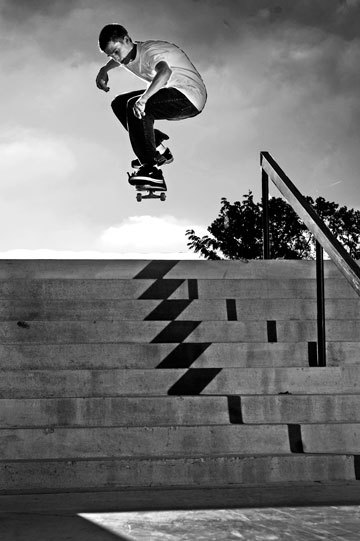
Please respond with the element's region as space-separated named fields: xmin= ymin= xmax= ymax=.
xmin=96 ymin=24 xmax=207 ymax=186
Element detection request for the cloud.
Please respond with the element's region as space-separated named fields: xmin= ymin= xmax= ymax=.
xmin=0 ymin=130 xmax=76 ymax=190
xmin=98 ymin=215 xmax=207 ymax=255
xmin=0 ymin=0 xmax=359 ymax=88
xmin=248 ymin=0 xmax=360 ymax=40
xmin=0 ymin=0 xmax=78 ymax=22
xmin=1 ymin=0 xmax=358 ymax=65
xmin=266 ymin=29 xmax=360 ymax=98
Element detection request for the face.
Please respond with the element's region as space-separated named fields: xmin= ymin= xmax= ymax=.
xmin=105 ymin=37 xmax=132 ymax=63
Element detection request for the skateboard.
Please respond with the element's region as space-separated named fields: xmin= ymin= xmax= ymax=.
xmin=127 ymin=172 xmax=167 ymax=202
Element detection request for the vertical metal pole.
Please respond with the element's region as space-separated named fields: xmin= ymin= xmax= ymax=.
xmin=262 ymin=168 xmax=270 ymax=259
xmin=316 ymin=241 xmax=326 ymax=366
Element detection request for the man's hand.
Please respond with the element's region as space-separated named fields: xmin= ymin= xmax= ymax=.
xmin=133 ymin=97 xmax=146 ymax=119
xmin=96 ymin=68 xmax=110 ymax=92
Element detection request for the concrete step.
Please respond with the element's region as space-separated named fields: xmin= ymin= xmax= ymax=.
xmin=204 ymin=366 xmax=360 ymax=396
xmin=3 ymin=423 xmax=360 ymax=460
xmin=242 ymin=395 xmax=360 ymax=424
xmin=0 ymin=396 xmax=230 ymax=428
xmin=156 ymin=260 xmax=357 ymax=280
xmin=327 ymin=342 xmax=360 ymax=365
xmin=0 ymin=455 xmax=354 ymax=492
xmin=1 ymin=367 xmax=360 ymax=398
xmin=3 ymin=394 xmax=360 ymax=428
xmin=302 ymin=424 xmax=360 ymax=453
xmin=0 ymin=425 xmax=294 ymax=460
xmin=0 ymin=369 xmax=184 ymax=398
xmin=1 ymin=298 xmax=360 ymax=321
xmin=1 ymin=320 xmax=359 ymax=344
xmin=0 ymin=259 xmax=354 ymax=280
xmin=0 ymin=279 xmax=152 ymax=300
xmin=179 ymin=279 xmax=357 ymax=300
xmin=0 ymin=342 xmax=358 ymax=370
xmin=0 ymin=279 xmax=357 ymax=301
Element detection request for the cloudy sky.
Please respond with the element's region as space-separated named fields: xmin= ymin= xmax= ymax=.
xmin=0 ymin=0 xmax=359 ymax=258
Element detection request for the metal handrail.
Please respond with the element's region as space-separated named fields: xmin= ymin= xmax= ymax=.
xmin=261 ymin=151 xmax=360 ymax=366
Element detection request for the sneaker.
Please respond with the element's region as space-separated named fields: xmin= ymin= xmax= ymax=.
xmin=131 ymin=148 xmax=174 ymax=169
xmin=128 ymin=164 xmax=165 ymax=186
xmin=156 ymin=147 xmax=174 ymax=166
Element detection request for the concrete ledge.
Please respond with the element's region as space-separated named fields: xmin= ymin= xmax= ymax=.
xmin=0 ymin=455 xmax=354 ymax=492
xmin=0 ymin=280 xmax=153 ymax=300
xmin=303 ymin=424 xmax=360 ymax=453
xmin=0 ymin=259 xmax=353 ymax=280
xmin=0 ymin=279 xmax=357 ymax=301
xmin=2 ymin=367 xmax=360 ymax=398
xmin=0 ymin=343 xmax=177 ymax=370
xmin=205 ymin=366 xmax=360 ymax=395
xmin=1 ymin=482 xmax=360 ymax=512
xmin=242 ymin=395 xmax=360 ymax=423
xmin=165 ymin=260 xmax=352 ymax=280
xmin=184 ymin=279 xmax=358 ymax=300
xmin=3 ymin=482 xmax=360 ymax=513
xmin=0 ymin=369 xmax=185 ymax=398
xmin=4 ymin=421 xmax=360 ymax=459
xmin=3 ymin=394 xmax=360 ymax=428
xmin=0 ymin=342 xmax=358 ymax=370
xmin=1 ymin=299 xmax=360 ymax=321
xmin=327 ymin=342 xmax=360 ymax=365
xmin=0 ymin=425 xmax=291 ymax=460
xmin=0 ymin=396 xmax=230 ymax=428
xmin=1 ymin=320 xmax=360 ymax=344
xmin=0 ymin=260 xmax=151 ymax=279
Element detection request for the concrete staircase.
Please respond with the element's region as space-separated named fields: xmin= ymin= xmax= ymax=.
xmin=0 ymin=259 xmax=360 ymax=494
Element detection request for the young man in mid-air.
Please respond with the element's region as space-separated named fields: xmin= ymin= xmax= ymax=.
xmin=96 ymin=24 xmax=207 ymax=187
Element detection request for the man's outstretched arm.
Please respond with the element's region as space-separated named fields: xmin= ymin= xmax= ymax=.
xmin=96 ymin=59 xmax=120 ymax=92
xmin=133 ymin=61 xmax=172 ymax=118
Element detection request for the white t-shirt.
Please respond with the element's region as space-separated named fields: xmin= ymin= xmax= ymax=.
xmin=124 ymin=40 xmax=207 ymax=112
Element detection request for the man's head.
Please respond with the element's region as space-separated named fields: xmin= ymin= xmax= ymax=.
xmin=98 ymin=24 xmax=134 ymax=63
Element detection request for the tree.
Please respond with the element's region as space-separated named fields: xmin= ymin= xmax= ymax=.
xmin=186 ymin=191 xmax=360 ymax=260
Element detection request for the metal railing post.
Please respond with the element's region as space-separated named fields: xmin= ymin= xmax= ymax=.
xmin=262 ymin=168 xmax=270 ymax=260
xmin=316 ymin=241 xmax=326 ymax=366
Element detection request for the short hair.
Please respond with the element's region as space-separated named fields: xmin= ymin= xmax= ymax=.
xmin=98 ymin=24 xmax=129 ymax=51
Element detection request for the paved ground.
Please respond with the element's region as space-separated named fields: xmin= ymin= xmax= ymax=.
xmin=2 ymin=485 xmax=360 ymax=540
xmin=2 ymin=506 xmax=360 ymax=540
xmin=81 ymin=506 xmax=360 ymax=540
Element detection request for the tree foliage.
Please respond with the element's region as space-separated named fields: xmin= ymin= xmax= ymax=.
xmin=186 ymin=192 xmax=360 ymax=260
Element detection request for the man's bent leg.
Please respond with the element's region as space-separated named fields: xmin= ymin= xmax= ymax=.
xmin=111 ymin=90 xmax=144 ymax=131
xmin=127 ymin=88 xmax=200 ymax=165
xmin=111 ymin=91 xmax=169 ymax=147
xmin=146 ymin=88 xmax=200 ymax=121
xmin=126 ymin=96 xmax=158 ymax=165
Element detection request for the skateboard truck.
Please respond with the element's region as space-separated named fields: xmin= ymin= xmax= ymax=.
xmin=135 ymin=186 xmax=167 ymax=202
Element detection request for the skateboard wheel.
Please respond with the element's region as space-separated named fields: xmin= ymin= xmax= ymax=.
xmin=136 ymin=193 xmax=142 ymax=202
xmin=160 ymin=193 xmax=166 ymax=202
